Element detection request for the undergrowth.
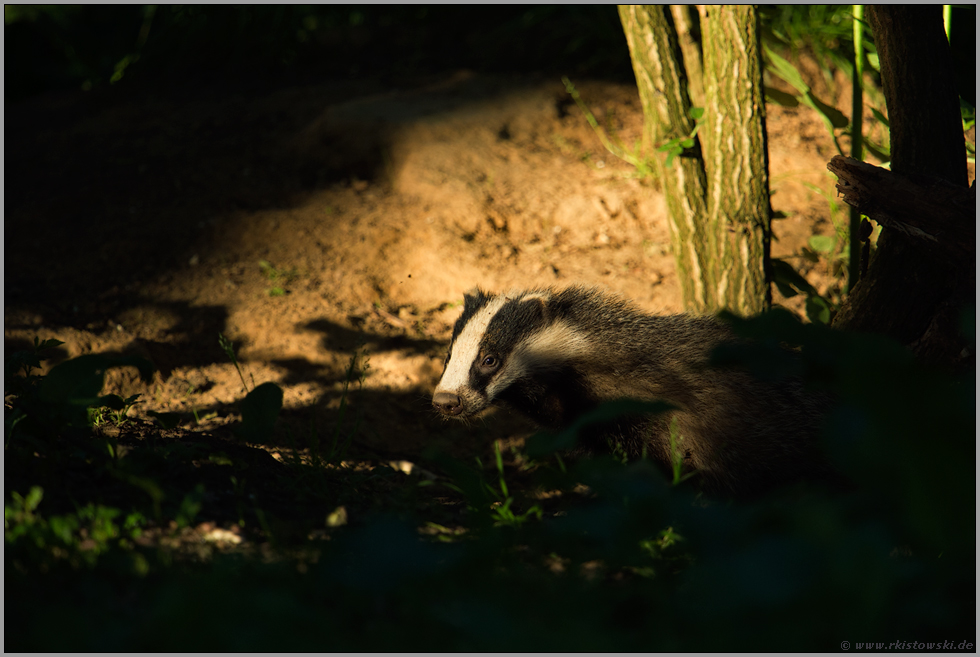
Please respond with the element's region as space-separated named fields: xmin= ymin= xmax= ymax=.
xmin=5 ymin=305 xmax=974 ymax=650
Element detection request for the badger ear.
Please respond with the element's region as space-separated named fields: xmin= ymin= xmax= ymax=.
xmin=462 ymin=287 xmax=490 ymax=310
xmin=517 ymin=292 xmax=550 ymax=324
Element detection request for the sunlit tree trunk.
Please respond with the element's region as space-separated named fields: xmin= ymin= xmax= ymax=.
xmin=618 ymin=5 xmax=770 ymax=316
xmin=697 ymin=5 xmax=771 ymax=315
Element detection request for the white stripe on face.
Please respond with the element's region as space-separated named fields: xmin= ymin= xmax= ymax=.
xmin=485 ymin=319 xmax=589 ymax=399
xmin=435 ymin=293 xmax=511 ymax=395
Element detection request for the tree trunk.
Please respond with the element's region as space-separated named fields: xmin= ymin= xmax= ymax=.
xmin=697 ymin=5 xmax=771 ymax=314
xmin=831 ymin=6 xmax=973 ymax=369
xmin=618 ymin=5 xmax=711 ymax=312
xmin=669 ymin=5 xmax=704 ymax=109
xmin=618 ymin=5 xmax=770 ymax=316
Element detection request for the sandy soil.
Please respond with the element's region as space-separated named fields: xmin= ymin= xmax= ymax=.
xmin=5 ymin=66 xmax=867 ymax=461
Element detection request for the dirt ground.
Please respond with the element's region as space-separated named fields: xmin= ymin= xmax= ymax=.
xmin=5 ymin=64 xmax=875 ymax=462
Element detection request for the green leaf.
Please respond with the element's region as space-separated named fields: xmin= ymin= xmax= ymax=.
xmin=39 ymin=354 xmax=110 ymax=406
xmin=25 ymin=486 xmax=44 ymax=512
xmin=208 ymin=453 xmax=234 ymax=466
xmin=147 ymin=410 xmax=181 ymax=430
xmin=771 ymin=258 xmax=818 ymax=296
xmin=862 ymin=138 xmax=890 ymax=162
xmin=764 ymin=87 xmax=800 ymax=107
xmin=765 ymin=45 xmax=847 ymax=129
xmin=805 ymin=295 xmax=833 ymax=325
xmin=526 ymin=399 xmax=674 ymax=459
xmin=808 ymin=235 xmax=836 ymax=254
xmin=688 ymin=106 xmax=704 ymax=120
xmin=764 ymin=45 xmax=810 ymax=95
xmin=96 ymin=394 xmax=128 ymax=411
xmin=869 ymin=106 xmax=890 ymax=128
xmin=805 ymin=93 xmax=849 ymax=129
xmin=35 ymin=338 xmax=65 ymax=352
xmin=38 ymin=354 xmax=155 ymax=425
xmin=236 ymin=382 xmax=283 ymax=442
xmin=773 ymin=278 xmax=799 ymax=299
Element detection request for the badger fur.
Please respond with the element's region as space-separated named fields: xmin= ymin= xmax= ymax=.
xmin=432 ymin=286 xmax=832 ymax=496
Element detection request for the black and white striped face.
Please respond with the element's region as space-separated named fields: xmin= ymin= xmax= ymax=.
xmin=432 ymin=289 xmax=548 ymax=419
xmin=432 ymin=288 xmax=589 ymax=419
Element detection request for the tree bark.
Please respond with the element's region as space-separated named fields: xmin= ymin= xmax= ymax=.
xmin=831 ymin=6 xmax=973 ymax=369
xmin=697 ymin=5 xmax=771 ymax=314
xmin=618 ymin=5 xmax=711 ymax=312
xmin=619 ymin=5 xmax=770 ymax=316
xmin=669 ymin=5 xmax=704 ymax=109
xmin=828 ymin=156 xmax=974 ymax=260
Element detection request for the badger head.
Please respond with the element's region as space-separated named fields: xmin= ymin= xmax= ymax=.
xmin=432 ymin=288 xmax=589 ymax=420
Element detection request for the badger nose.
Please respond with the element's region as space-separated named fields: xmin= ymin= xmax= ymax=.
xmin=432 ymin=391 xmax=463 ymax=416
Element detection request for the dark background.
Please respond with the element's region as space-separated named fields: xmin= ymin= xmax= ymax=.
xmin=5 ymin=5 xmax=975 ymax=104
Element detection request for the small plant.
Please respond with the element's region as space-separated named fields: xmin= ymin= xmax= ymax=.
xmin=235 ymin=381 xmax=283 ymax=444
xmin=656 ymin=106 xmax=704 ymax=167
xmin=324 ymin=345 xmax=370 ymax=464
xmin=771 ymin=258 xmax=834 ymax=325
xmin=5 ymin=485 xmax=147 ymax=570
xmin=218 ymin=333 xmax=254 ymax=393
xmin=961 ymin=99 xmax=976 ymax=164
xmin=486 ymin=441 xmax=543 ymax=528
xmin=763 ymin=44 xmax=849 ymax=154
xmin=219 ymin=333 xmax=284 ymax=444
xmin=90 ymin=393 xmax=143 ymax=427
xmin=666 ymin=416 xmax=698 ymax=487
xmin=561 ymin=76 xmax=655 ymax=178
xmin=258 ymin=259 xmax=298 ymax=297
xmin=5 ymin=337 xmax=65 ymax=387
xmin=5 ymin=339 xmax=155 ymax=444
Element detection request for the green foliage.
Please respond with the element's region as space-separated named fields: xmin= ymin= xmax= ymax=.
xmin=6 ymin=485 xmax=147 ymax=571
xmin=218 ymin=332 xmax=285 ymax=443
xmin=666 ymin=416 xmax=697 ymax=487
xmin=961 ymin=99 xmax=976 ymax=164
xmin=760 ymin=5 xmax=862 ymax=78
xmin=146 ymin=409 xmax=181 ymax=429
xmin=771 ymin=258 xmax=834 ymax=324
xmin=324 ymin=346 xmax=369 ymax=464
xmin=5 ymin=314 xmax=975 ymax=650
xmin=656 ymin=107 xmax=704 ymax=168
xmin=235 ymin=382 xmax=284 ymax=443
xmin=485 ymin=442 xmax=543 ymax=528
xmin=5 ymin=340 xmax=155 ymax=443
xmin=90 ymin=393 xmax=143 ymax=427
xmin=561 ymin=76 xmax=655 ymax=178
xmin=758 ymin=7 xmax=893 ymax=309
xmin=218 ymin=332 xmax=253 ymax=393
xmin=764 ymin=44 xmax=849 ymax=152
xmin=258 ymin=259 xmax=298 ymax=297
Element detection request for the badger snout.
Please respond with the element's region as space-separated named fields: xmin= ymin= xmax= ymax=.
xmin=432 ymin=390 xmax=464 ymax=416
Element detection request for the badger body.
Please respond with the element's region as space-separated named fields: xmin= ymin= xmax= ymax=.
xmin=432 ymin=286 xmax=831 ymax=496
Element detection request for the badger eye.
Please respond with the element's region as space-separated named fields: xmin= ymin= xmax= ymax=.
xmin=481 ymin=355 xmax=498 ymax=369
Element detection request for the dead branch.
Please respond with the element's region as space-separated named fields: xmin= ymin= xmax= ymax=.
xmin=827 ymin=155 xmax=975 ymax=259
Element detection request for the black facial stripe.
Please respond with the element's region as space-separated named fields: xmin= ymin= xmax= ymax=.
xmin=469 ymin=355 xmax=498 ymax=392
xmin=479 ymin=296 xmax=548 ymax=355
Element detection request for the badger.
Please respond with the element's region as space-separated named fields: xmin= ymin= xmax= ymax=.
xmin=432 ymin=286 xmax=833 ymax=496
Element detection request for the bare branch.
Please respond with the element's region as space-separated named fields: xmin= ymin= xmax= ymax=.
xmin=827 ymin=155 xmax=975 ymax=259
